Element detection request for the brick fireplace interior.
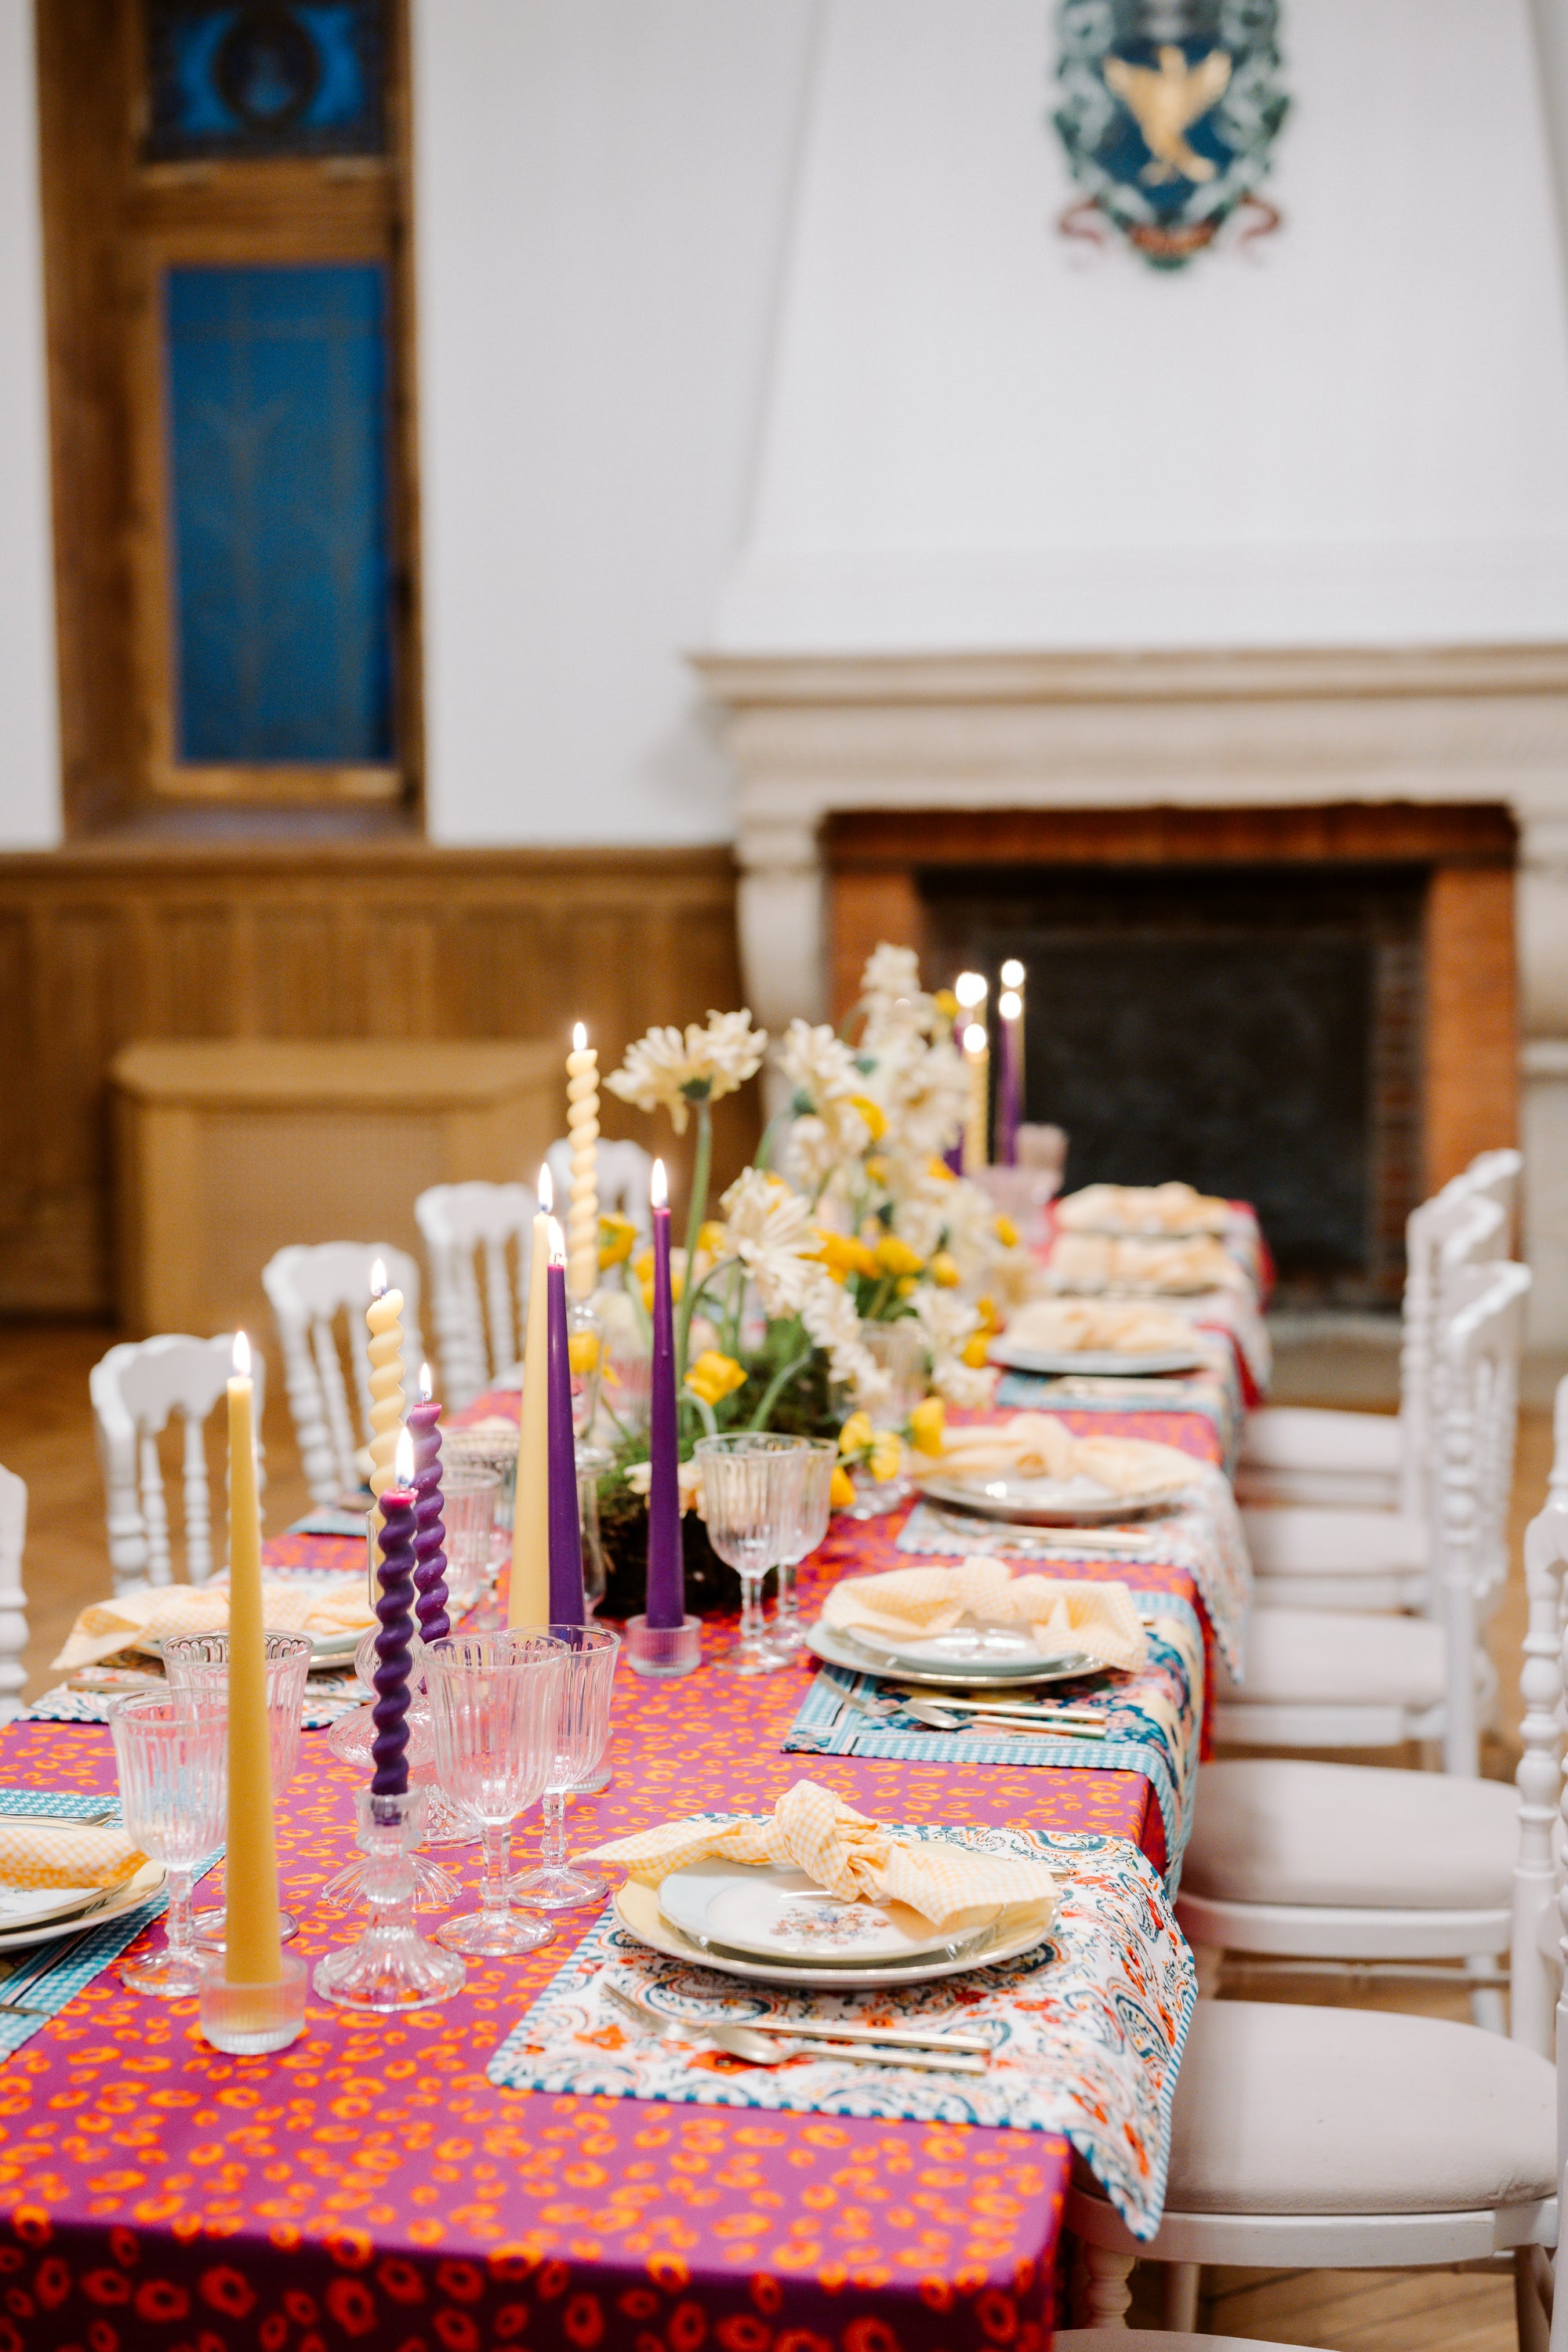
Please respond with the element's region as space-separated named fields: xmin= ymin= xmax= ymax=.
xmin=827 ymin=804 xmax=1518 ymax=1307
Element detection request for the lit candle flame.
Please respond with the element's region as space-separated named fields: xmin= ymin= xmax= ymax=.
xmin=572 ymin=1020 xmax=587 ymax=1051
xmin=538 ymin=1163 xmax=554 ymax=1214
xmin=547 ymin=1215 xmax=566 ymax=1267
xmin=955 ymin=971 xmax=988 ymax=1009
xmin=652 ymin=1157 xmax=667 ymax=1211
xmin=1000 ymin=958 xmax=1025 ymax=989
xmin=964 ymin=1023 xmax=988 ymax=1057
xmin=370 ymin=1255 xmax=387 ymax=1298
xmin=394 ymin=1425 xmax=415 ymax=1487
xmin=232 ymin=1330 xmax=250 ymax=1377
xmin=1000 ymin=989 xmax=1022 ymax=1022
xmin=419 ymin=1361 xmax=434 ymax=1402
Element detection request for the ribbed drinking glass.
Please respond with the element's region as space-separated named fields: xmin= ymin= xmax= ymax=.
xmin=424 ymin=1632 xmax=564 ymax=1955
xmin=765 ymin=1436 xmax=837 ymax=1659
xmin=509 ymin=1624 xmax=620 ymax=1909
xmin=108 ymin=1690 xmax=227 ymax=1998
xmin=163 ymin=1631 xmax=311 ymax=1946
xmin=695 ymin=1433 xmax=808 ymax=1676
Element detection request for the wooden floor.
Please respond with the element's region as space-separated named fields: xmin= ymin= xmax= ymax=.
xmin=0 ymin=1319 xmax=1556 ymax=2350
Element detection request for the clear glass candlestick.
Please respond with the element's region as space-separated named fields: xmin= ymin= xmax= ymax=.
xmin=313 ymin=1787 xmax=466 ymax=2012
xmin=695 ymin=1433 xmax=808 ymax=1676
xmin=510 ymin=1625 xmax=620 ymax=1910
xmin=164 ymin=1632 xmax=310 ymax=1947
xmin=765 ymin=1436 xmax=837 ymax=1660
xmin=425 ymin=1632 xmax=564 ymax=1955
xmin=109 ymin=1690 xmax=227 ymax=1998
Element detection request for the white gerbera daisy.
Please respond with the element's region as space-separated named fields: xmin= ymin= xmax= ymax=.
xmin=607 ymin=1010 xmax=767 ymax=1133
xmin=717 ymin=1168 xmax=818 ymax=1317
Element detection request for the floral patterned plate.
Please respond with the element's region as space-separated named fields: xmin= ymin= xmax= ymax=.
xmin=657 ymin=1860 xmax=995 ymax=1966
xmin=621 ymin=1878 xmax=1052 ymax=1990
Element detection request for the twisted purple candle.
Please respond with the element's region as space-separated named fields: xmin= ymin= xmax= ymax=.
xmin=408 ymin=1396 xmax=450 ymax=1645
xmin=371 ymin=1483 xmax=417 ymax=1796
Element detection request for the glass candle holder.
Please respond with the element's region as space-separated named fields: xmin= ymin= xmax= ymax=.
xmin=313 ymin=1787 xmax=466 ymax=2012
xmin=198 ymin=1950 xmax=309 ymax=2054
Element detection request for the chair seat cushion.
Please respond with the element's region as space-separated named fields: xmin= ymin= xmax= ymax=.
xmin=1240 ymin=1406 xmax=1403 ymax=1477
xmin=1166 ymin=2001 xmax=1555 ymax=2213
xmin=1183 ymin=1759 xmax=1516 ymax=1909
xmin=1218 ymin=1607 xmax=1448 ymax=1708
xmin=1057 ymin=2339 xmax=1316 ymax=2350
xmin=1240 ymin=1504 xmax=1425 ymax=1575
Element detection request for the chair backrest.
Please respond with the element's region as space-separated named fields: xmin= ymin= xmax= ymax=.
xmin=413 ymin=1181 xmax=537 ymax=1409
xmin=545 ymin=1135 xmax=655 ymax=1249
xmin=1515 ymin=1480 xmax=1568 ymax=2060
xmin=0 ymin=1465 xmax=27 ymax=1727
xmin=90 ymin=1333 xmax=267 ymax=1592
xmin=1432 ymin=1256 xmax=1530 ymax=1773
xmin=1399 ymin=1184 xmax=1510 ymax=1522
xmin=262 ymin=1243 xmax=422 ymax=1506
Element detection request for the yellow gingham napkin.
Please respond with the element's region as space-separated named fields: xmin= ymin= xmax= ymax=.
xmin=0 ymin=1821 xmax=147 ymax=1893
xmin=1002 ymin=1297 xmax=1198 ymax=1354
xmin=1048 ymin=1233 xmax=1246 ymax=1295
xmin=53 ymin=1578 xmax=376 ymax=1671
xmin=583 ymin=1779 xmax=1059 ymax=1934
xmin=823 ymin=1558 xmax=1148 ymax=1675
xmin=913 ymin=1411 xmax=1204 ymax=1501
xmin=1057 ymin=1181 xmax=1230 ymax=1236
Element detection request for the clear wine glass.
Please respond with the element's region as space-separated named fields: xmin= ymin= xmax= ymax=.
xmin=509 ymin=1624 xmax=620 ymax=1909
xmin=423 ymin=1632 xmax=564 ymax=1955
xmin=764 ymin=1436 xmax=837 ymax=1659
xmin=108 ymin=1689 xmax=227 ymax=1998
xmin=163 ymin=1632 xmax=311 ymax=1947
xmin=441 ymin=1466 xmax=503 ymax=1617
xmin=694 ymin=1433 xmax=808 ymax=1676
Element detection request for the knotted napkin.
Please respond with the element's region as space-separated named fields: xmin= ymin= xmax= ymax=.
xmin=823 ymin=1557 xmax=1147 ymax=1674
xmin=1057 ymin=1181 xmax=1230 ymax=1236
xmin=0 ymin=1820 xmax=147 ymax=1893
xmin=584 ymin=1780 xmax=1059 ymax=1934
xmin=1047 ymin=1233 xmax=1247 ymax=1296
xmin=1003 ymin=1297 xmax=1199 ymax=1354
xmin=913 ymin=1410 xmax=1204 ymax=1501
xmin=53 ymin=1577 xmax=376 ymax=1671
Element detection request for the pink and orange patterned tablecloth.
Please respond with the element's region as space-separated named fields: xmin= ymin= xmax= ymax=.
xmin=0 ymin=1392 xmax=1229 ymax=2352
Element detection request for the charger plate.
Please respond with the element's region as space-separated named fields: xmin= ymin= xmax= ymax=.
xmin=988 ymin=1341 xmax=1205 ymax=1378
xmin=916 ymin=1471 xmax=1189 ymax=1526
xmin=616 ymin=1878 xmax=1053 ymax=1990
xmin=0 ymin=1858 xmax=165 ymax=1955
xmin=805 ymin=1621 xmax=1101 ymax=1689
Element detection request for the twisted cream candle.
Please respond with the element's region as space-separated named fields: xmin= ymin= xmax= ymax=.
xmin=565 ymin=1022 xmax=600 ymax=1304
xmin=365 ymin=1258 xmax=407 ymax=1508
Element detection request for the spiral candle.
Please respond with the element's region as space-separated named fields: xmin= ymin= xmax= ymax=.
xmin=366 ymin=1268 xmax=408 ymax=1505
xmin=565 ymin=1024 xmax=600 ymax=1303
xmin=408 ymin=1384 xmax=450 ymax=1646
xmin=371 ymin=1471 xmax=417 ymax=1797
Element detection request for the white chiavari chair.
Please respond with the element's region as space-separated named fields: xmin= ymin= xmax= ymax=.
xmin=1066 ymin=1479 xmax=1566 ymax=2343
xmin=1212 ymin=1258 xmax=1530 ymax=1765
xmin=90 ymin=1333 xmax=266 ymax=1592
xmin=414 ymin=1181 xmax=538 ymax=1409
xmin=262 ymin=1243 xmax=420 ymax=1506
xmin=0 ymin=1465 xmax=27 ymax=1726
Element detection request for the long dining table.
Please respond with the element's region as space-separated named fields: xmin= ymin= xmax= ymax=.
xmin=0 ymin=1386 xmax=1232 ymax=2352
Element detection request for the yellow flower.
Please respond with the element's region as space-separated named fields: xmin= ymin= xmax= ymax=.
xmin=975 ymin=1294 xmax=1003 ymax=1335
xmin=875 ymin=1236 xmax=924 ymax=1278
xmin=869 ymin=1430 xmax=904 ymax=1482
xmin=928 ymin=1251 xmax=960 ymax=1288
xmin=909 ymin=1397 xmax=946 ymax=1457
xmin=567 ymin=1331 xmax=601 ymax=1375
xmin=829 ymin=1465 xmax=856 ymax=1511
xmin=848 ymin=1093 xmax=887 ymax=1140
xmin=684 ymin=1349 xmax=746 ymax=1407
xmin=597 ymin=1213 xmax=637 ymax=1269
xmin=865 ymin=1156 xmax=889 ymax=1185
xmin=838 ymin=1410 xmax=873 ymax=1457
xmin=811 ymin=1230 xmax=880 ymax=1283
xmin=933 ymin=988 xmax=959 ymax=1020
xmin=926 ymin=1156 xmax=957 ymax=1185
xmin=994 ymin=1214 xmax=1019 ymax=1248
xmin=633 ymin=1245 xmax=684 ymax=1310
xmin=696 ymin=1221 xmax=728 ymax=1258
xmin=961 ymin=1334 xmax=991 ymax=1368
xmin=895 ymin=1274 xmax=919 ymax=1298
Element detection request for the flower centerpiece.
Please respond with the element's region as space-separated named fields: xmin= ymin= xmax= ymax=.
xmin=588 ymin=950 xmax=1033 ymax=1610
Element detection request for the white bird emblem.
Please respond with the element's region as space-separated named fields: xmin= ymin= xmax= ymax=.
xmin=1102 ymin=44 xmax=1233 ymax=184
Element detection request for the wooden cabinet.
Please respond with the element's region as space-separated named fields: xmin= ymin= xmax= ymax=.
xmin=111 ymin=1039 xmax=560 ymax=1338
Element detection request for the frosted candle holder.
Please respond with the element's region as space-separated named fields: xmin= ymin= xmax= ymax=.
xmin=198 ymin=1951 xmax=309 ymax=2054
xmin=624 ymin=1613 xmax=702 ymax=1678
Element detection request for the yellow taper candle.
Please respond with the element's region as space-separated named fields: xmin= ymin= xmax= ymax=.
xmin=963 ymin=1021 xmax=990 ymax=1173
xmin=565 ymin=1022 xmax=600 ymax=1304
xmin=509 ymin=1164 xmax=553 ymax=1625
xmin=366 ymin=1259 xmax=407 ymax=1508
xmin=224 ymin=1330 xmax=282 ymax=1984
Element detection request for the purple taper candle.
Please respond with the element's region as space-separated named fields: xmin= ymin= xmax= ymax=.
xmin=545 ymin=1219 xmax=586 ymax=1625
xmin=408 ymin=1363 xmax=450 ymax=1646
xmin=371 ymin=1427 xmax=418 ymax=1797
xmin=998 ymin=962 xmax=1025 ymax=1169
xmin=644 ymin=1155 xmax=684 ymax=1630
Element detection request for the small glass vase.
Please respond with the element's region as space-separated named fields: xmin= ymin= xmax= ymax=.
xmin=313 ymin=1788 xmax=466 ymax=2013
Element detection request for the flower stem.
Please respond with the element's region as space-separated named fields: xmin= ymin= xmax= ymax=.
xmin=676 ymin=1101 xmax=713 ymax=1379
xmin=748 ymin=1341 xmax=812 ymax=1432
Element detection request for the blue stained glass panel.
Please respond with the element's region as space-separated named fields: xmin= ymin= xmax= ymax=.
xmin=146 ymin=2 xmax=386 ymax=161
xmin=166 ymin=263 xmax=395 ymax=766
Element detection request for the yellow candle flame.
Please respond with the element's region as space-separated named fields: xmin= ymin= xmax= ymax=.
xmin=1000 ymin=957 xmax=1025 ymax=989
xmin=964 ymin=1023 xmax=987 ymax=1057
xmin=394 ymin=1424 xmax=415 ymax=1487
xmin=572 ymin=1020 xmax=587 ymax=1051
xmin=232 ymin=1329 xmax=250 ymax=1377
xmin=652 ymin=1157 xmax=667 ymax=1210
xmin=539 ymin=1162 xmax=554 ymax=1214
xmin=370 ymin=1255 xmax=387 ymax=1298
xmin=419 ymin=1361 xmax=434 ymax=1401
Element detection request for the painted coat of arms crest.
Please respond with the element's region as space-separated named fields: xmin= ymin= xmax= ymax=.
xmin=1054 ymin=0 xmax=1289 ymax=267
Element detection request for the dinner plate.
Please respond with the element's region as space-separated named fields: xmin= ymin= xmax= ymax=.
xmin=0 ymin=1858 xmax=165 ymax=1954
xmin=917 ymin=1471 xmax=1190 ymax=1526
xmin=657 ymin=1860 xmax=996 ymax=1966
xmin=0 ymin=1882 xmax=107 ymax=1932
xmin=806 ymin=1620 xmax=1102 ymax=1688
xmin=615 ymin=1878 xmax=1054 ymax=1989
xmin=988 ymin=1341 xmax=1206 ymax=1378
xmin=833 ymin=1621 xmax=1078 ymax=1678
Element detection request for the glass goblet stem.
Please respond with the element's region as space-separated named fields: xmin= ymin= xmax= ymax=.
xmin=479 ymin=1824 xmax=514 ymax=1933
xmin=164 ymin=1863 xmax=198 ymax=1965
xmin=537 ymin=1788 xmax=568 ymax=1869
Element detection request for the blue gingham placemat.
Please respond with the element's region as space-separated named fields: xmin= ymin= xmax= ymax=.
xmin=782 ymin=1592 xmax=1206 ymax=1889
xmin=0 ymin=1788 xmax=220 ymax=2059
xmin=23 ymin=1673 xmax=364 ymax=1729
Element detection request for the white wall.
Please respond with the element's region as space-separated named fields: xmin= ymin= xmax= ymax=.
xmin=718 ymin=0 xmax=1568 ymax=652
xmin=413 ymin=0 xmax=820 ymax=846
xmin=0 ymin=0 xmax=59 ymax=850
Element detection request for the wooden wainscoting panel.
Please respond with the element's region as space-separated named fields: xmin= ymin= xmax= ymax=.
xmin=0 ymin=844 xmax=750 ymax=1316
xmin=829 ymin=869 xmax=928 ymax=1024
xmin=1425 ymin=862 xmax=1519 ymax=1189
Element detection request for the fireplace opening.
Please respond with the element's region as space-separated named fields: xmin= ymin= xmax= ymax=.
xmin=923 ymin=862 xmax=1425 ymax=1305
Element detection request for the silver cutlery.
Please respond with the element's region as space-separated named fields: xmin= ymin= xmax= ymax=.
xmin=898 ymin=1696 xmax=1107 ymax=1738
xmin=710 ymin=2012 xmax=993 ymax=2056
xmin=604 ymin=1984 xmax=989 ymax=2072
xmin=923 ymin=1508 xmax=1162 ymax=1556
xmin=891 ymin=1688 xmax=1106 ymax=1726
xmin=0 ymin=1803 xmax=118 ymax=1826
